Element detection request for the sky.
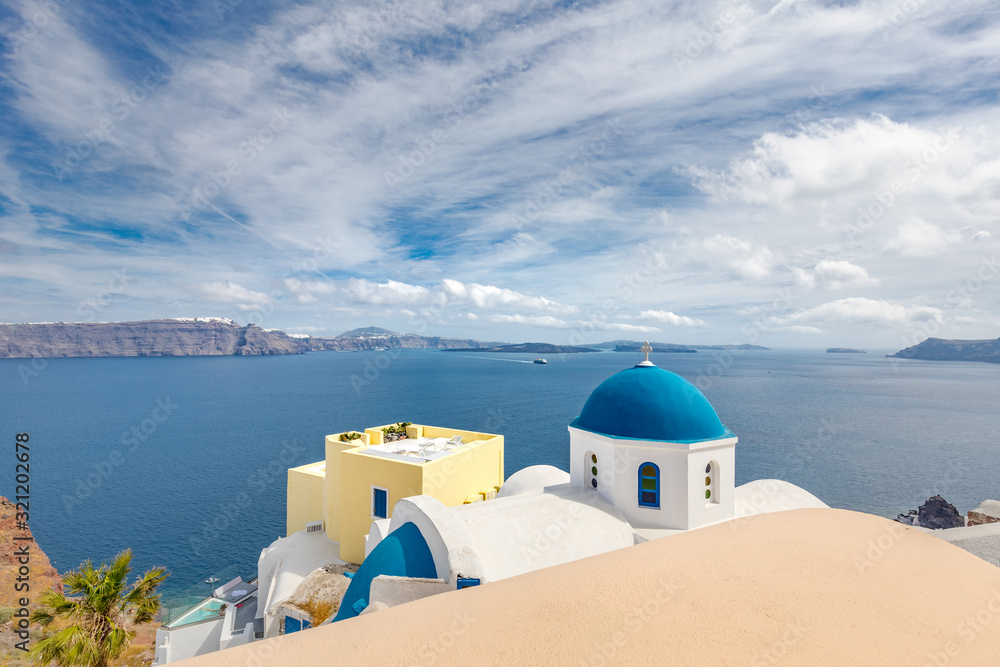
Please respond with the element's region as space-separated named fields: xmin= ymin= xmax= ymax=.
xmin=0 ymin=0 xmax=998 ymax=348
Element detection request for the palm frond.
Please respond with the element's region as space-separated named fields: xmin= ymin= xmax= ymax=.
xmin=28 ymin=548 xmax=169 ymax=667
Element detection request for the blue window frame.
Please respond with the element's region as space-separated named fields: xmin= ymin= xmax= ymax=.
xmin=638 ymin=462 xmax=660 ymax=508
xmin=372 ymin=487 xmax=388 ymax=518
xmin=457 ymin=578 xmax=480 ymax=589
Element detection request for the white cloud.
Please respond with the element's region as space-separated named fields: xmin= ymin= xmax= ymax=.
xmin=787 ymin=298 xmax=943 ymax=327
xmin=441 ymin=279 xmax=576 ymax=313
xmin=490 ymin=314 xmax=569 ymax=328
xmin=637 ymin=310 xmax=706 ymax=327
xmin=192 ymin=281 xmax=271 ymax=304
xmin=343 ymin=279 xmax=431 ymax=305
xmin=784 ymin=325 xmax=824 ymax=335
xmin=889 ymin=218 xmax=961 ymax=257
xmin=466 ymin=312 xmax=479 ymax=320
xmin=687 ymin=235 xmax=774 ymax=281
xmin=686 ymin=115 xmax=961 ymax=206
xmin=973 ymin=231 xmax=991 ymax=242
xmin=284 ymin=277 xmax=336 ymax=304
xmin=284 ymin=277 xmax=336 ymax=294
xmin=586 ymin=321 xmax=659 ymax=333
xmin=795 ymin=260 xmax=877 ymax=290
xmin=487 ymin=315 xmax=657 ymax=334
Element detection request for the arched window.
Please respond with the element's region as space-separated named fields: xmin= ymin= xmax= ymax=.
xmin=705 ymin=461 xmax=719 ymax=504
xmin=585 ymin=451 xmax=598 ymax=489
xmin=638 ymin=463 xmax=659 ymax=508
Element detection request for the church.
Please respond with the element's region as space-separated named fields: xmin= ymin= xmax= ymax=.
xmin=332 ymin=348 xmax=826 ymax=621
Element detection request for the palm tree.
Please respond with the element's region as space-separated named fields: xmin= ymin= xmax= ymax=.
xmin=28 ymin=548 xmax=168 ymax=667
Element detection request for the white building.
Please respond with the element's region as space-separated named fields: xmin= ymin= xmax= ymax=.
xmin=567 ymin=357 xmax=737 ymax=533
xmin=332 ymin=356 xmax=826 ymax=622
xmin=152 ymin=577 xmax=258 ymax=665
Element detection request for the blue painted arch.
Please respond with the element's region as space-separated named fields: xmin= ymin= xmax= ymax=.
xmin=638 ymin=462 xmax=660 ymax=508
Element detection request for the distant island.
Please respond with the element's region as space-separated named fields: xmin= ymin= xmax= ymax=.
xmin=613 ymin=344 xmax=696 ymax=353
xmin=0 ymin=320 xmax=501 ymax=359
xmin=595 ymin=340 xmax=770 ymax=352
xmin=443 ymin=342 xmax=599 ymax=354
xmin=889 ymin=337 xmax=1000 ymax=364
xmin=827 ymin=348 xmax=866 ymax=354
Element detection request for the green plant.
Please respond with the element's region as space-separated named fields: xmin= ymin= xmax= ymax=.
xmin=298 ymin=594 xmax=337 ymax=625
xmin=28 ymin=549 xmax=167 ymax=667
xmin=0 ymin=606 xmax=15 ymax=624
xmin=339 ymin=431 xmax=362 ymax=442
xmin=382 ymin=421 xmax=412 ymax=435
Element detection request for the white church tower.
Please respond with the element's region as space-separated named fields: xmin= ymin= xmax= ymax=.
xmin=568 ymin=343 xmax=737 ymax=531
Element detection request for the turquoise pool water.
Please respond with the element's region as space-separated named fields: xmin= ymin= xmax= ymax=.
xmin=165 ymin=599 xmax=226 ymax=628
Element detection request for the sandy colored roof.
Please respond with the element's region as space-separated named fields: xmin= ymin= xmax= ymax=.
xmin=178 ymin=508 xmax=1000 ymax=666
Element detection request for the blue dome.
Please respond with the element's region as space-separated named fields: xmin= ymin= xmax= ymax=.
xmin=571 ymin=364 xmax=728 ymax=442
xmin=333 ymin=522 xmax=437 ymax=622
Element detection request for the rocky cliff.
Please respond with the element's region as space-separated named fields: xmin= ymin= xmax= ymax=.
xmin=0 ymin=319 xmax=501 ymax=359
xmin=0 ymin=497 xmax=62 ymax=608
xmin=889 ymin=337 xmax=1000 ymax=364
xmin=0 ymin=319 xmax=303 ymax=358
xmin=304 ymin=333 xmax=503 ymax=352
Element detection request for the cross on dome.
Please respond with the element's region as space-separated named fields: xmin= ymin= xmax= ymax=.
xmin=638 ymin=341 xmax=655 ymax=366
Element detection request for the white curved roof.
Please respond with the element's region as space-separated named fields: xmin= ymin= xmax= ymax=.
xmin=496 ymin=465 xmax=569 ymax=498
xmin=390 ymin=484 xmax=634 ymax=583
xmin=257 ymin=529 xmax=343 ymax=617
xmin=734 ymin=479 xmax=828 ymax=517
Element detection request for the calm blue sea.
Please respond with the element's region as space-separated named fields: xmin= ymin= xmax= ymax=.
xmin=2 ymin=348 xmax=998 ymax=599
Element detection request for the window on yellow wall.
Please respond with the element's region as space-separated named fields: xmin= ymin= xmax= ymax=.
xmin=372 ymin=486 xmax=388 ymax=518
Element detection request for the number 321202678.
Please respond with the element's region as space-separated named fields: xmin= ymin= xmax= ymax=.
xmin=15 ymin=433 xmax=30 ymax=522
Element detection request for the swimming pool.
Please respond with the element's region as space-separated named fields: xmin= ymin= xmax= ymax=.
xmin=164 ymin=598 xmax=226 ymax=628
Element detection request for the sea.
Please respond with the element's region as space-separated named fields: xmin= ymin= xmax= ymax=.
xmin=2 ymin=348 xmax=998 ymax=602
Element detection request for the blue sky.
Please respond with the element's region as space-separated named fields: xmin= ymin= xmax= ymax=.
xmin=1 ymin=0 xmax=998 ymax=347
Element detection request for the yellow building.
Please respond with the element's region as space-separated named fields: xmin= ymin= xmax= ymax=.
xmin=286 ymin=422 xmax=504 ymax=564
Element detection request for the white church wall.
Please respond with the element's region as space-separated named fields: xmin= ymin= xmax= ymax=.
xmin=570 ymin=427 xmax=690 ymax=530
xmin=686 ymin=439 xmax=737 ymax=529
xmin=569 ymin=429 xmax=618 ymax=502
xmin=569 ymin=426 xmax=738 ymax=531
xmin=614 ymin=443 xmax=689 ymax=530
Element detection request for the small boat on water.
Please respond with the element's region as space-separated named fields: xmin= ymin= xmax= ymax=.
xmin=533 ymin=358 xmax=548 ymax=364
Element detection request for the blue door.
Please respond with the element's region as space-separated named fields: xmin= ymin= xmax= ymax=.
xmin=373 ymin=487 xmax=387 ymax=518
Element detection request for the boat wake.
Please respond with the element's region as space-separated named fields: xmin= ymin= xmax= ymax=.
xmin=461 ymin=356 xmax=535 ymax=364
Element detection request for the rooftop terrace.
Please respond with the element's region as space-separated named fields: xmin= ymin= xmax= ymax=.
xmin=359 ymin=434 xmax=467 ymax=463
